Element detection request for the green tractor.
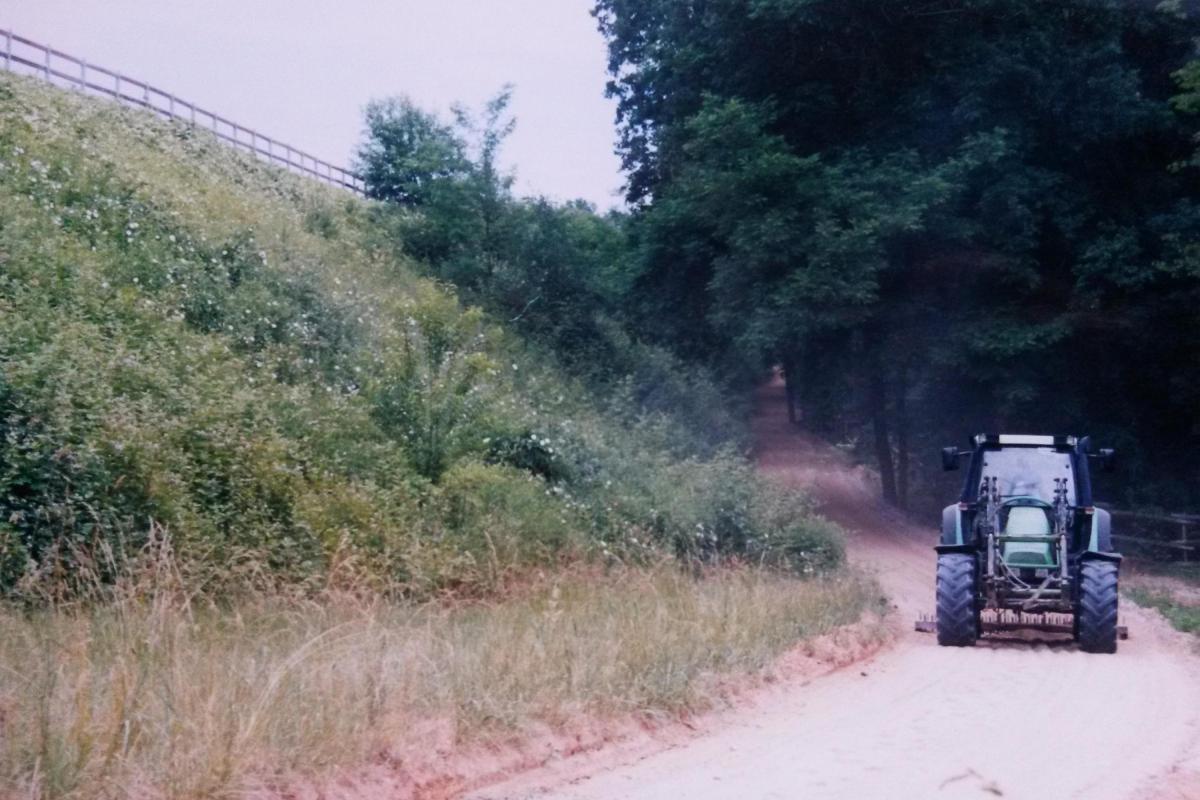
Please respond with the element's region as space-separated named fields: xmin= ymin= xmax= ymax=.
xmin=934 ymin=434 xmax=1122 ymax=653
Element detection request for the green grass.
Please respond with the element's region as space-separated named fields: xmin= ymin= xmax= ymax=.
xmin=1125 ymin=560 xmax=1200 ymax=637
xmin=1127 ymin=586 xmax=1200 ymax=636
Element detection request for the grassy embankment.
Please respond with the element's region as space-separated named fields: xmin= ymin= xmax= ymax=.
xmin=0 ymin=74 xmax=879 ymax=798
xmin=1126 ymin=563 xmax=1200 ymax=639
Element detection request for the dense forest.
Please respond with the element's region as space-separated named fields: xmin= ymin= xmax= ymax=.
xmin=589 ymin=0 xmax=1200 ymax=512
xmin=361 ymin=0 xmax=1200 ymax=514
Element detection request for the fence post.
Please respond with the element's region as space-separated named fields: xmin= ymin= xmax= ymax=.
xmin=43 ymin=45 xmax=51 ymax=81
xmin=115 ymin=74 xmax=121 ymax=105
xmin=79 ymin=59 xmax=87 ymax=92
xmin=4 ymin=30 xmax=11 ymax=71
xmin=168 ymin=94 xmax=175 ymax=117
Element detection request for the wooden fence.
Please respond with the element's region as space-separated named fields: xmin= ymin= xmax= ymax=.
xmin=1102 ymin=507 xmax=1199 ymax=562
xmin=1 ymin=28 xmax=365 ymax=196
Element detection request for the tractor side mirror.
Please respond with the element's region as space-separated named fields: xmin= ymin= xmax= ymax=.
xmin=1098 ymin=448 xmax=1116 ymax=472
xmin=941 ymin=446 xmax=961 ymax=471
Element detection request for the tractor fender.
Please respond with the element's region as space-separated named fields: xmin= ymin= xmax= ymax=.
xmin=941 ymin=504 xmax=962 ymax=546
xmin=1088 ymin=508 xmax=1113 ymax=552
xmin=935 ymin=543 xmax=977 ymax=556
xmin=1080 ymin=549 xmax=1122 ymax=564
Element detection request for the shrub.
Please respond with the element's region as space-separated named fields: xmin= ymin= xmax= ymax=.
xmin=750 ymin=483 xmax=846 ymax=575
xmin=432 ymin=461 xmax=582 ymax=589
xmin=366 ymin=292 xmax=499 ymax=481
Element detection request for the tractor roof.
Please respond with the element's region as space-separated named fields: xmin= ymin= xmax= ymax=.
xmin=973 ymin=433 xmax=1078 ymax=449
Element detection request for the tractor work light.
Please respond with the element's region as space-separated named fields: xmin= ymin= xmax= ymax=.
xmin=975 ymin=434 xmax=1070 ymax=447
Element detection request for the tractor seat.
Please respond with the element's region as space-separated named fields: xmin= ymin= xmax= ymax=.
xmin=1001 ymin=504 xmax=1055 ymax=567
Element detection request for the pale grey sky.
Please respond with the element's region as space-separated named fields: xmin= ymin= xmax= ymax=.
xmin=1 ymin=0 xmax=624 ymax=209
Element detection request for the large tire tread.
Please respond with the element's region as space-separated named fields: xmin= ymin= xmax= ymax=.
xmin=936 ymin=553 xmax=978 ymax=647
xmin=1077 ymin=560 xmax=1119 ymax=654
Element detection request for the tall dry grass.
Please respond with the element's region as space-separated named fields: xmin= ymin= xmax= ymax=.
xmin=0 ymin=558 xmax=879 ymax=800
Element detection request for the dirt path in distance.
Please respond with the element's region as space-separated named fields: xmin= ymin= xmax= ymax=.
xmin=473 ymin=375 xmax=1200 ymax=800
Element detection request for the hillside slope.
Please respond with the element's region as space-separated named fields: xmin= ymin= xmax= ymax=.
xmin=0 ymin=73 xmax=841 ymax=596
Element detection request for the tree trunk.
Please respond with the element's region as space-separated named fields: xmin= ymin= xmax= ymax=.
xmin=896 ymin=365 xmax=910 ymax=511
xmin=869 ymin=369 xmax=899 ymax=507
xmin=782 ymin=354 xmax=799 ymax=425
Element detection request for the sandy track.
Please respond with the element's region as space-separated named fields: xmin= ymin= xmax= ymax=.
xmin=473 ymin=378 xmax=1200 ymax=800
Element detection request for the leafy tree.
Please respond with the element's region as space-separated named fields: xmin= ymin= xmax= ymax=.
xmin=360 ymin=90 xmax=520 ymax=271
xmin=357 ymin=97 xmax=468 ymax=207
xmin=360 ymin=89 xmax=626 ymax=365
xmin=453 ymin=85 xmax=518 ymax=259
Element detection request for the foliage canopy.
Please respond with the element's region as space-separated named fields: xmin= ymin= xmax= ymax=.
xmin=593 ymin=0 xmax=1200 ymax=510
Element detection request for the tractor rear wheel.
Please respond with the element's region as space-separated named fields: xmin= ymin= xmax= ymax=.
xmin=936 ymin=553 xmax=978 ymax=646
xmin=1078 ymin=560 xmax=1119 ymax=654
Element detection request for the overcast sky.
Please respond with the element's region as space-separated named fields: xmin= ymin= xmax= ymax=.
xmin=2 ymin=0 xmax=625 ymax=209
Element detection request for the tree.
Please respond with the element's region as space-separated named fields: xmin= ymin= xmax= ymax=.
xmin=359 ymin=90 xmax=517 ymax=271
xmin=357 ymin=97 xmax=468 ymax=206
xmin=358 ymin=91 xmax=635 ymax=380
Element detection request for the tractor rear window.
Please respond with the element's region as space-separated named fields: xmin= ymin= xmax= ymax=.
xmin=980 ymin=447 xmax=1074 ymax=504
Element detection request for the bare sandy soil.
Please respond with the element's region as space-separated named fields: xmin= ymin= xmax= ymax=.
xmin=472 ymin=377 xmax=1200 ymax=800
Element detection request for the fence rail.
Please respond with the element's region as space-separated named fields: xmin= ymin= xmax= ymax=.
xmin=1101 ymin=506 xmax=1199 ymax=562
xmin=1 ymin=29 xmax=365 ymax=196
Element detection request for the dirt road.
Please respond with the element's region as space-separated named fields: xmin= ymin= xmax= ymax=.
xmin=474 ymin=377 xmax=1200 ymax=800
